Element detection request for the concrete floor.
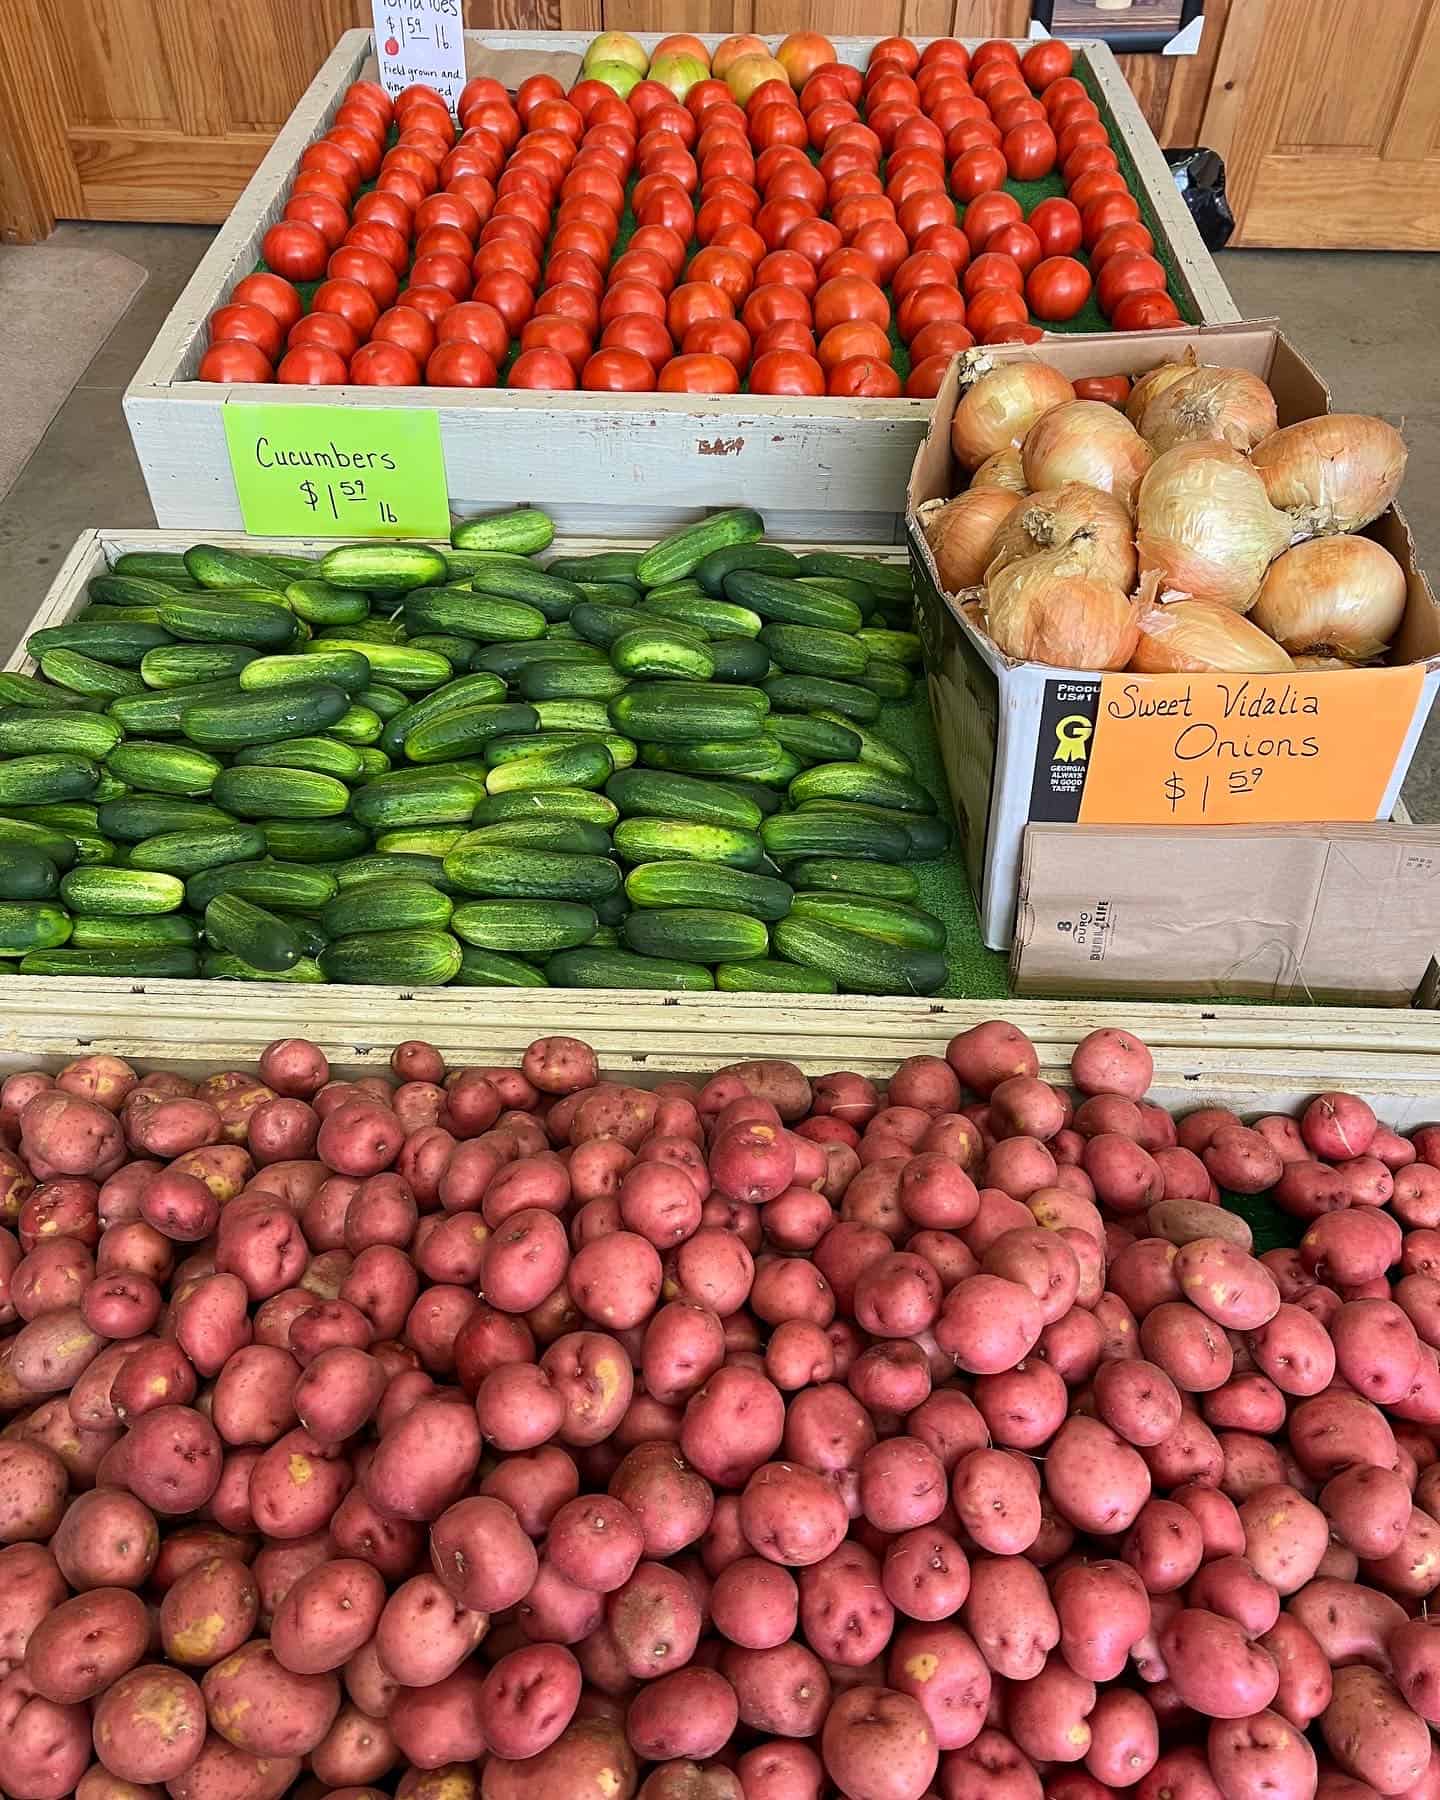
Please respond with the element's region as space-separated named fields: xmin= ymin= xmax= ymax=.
xmin=0 ymin=225 xmax=1435 ymax=819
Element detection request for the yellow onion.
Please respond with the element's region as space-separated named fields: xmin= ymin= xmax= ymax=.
xmin=1136 ymin=442 xmax=1291 ymax=612
xmin=971 ymin=446 xmax=1028 ymax=494
xmin=949 ymin=358 xmax=1075 ymax=471
xmin=1251 ymin=414 xmax=1407 ymax=536
xmin=1130 ymin=357 xmax=1278 ymax=455
xmin=1293 ymin=655 xmax=1356 ymax=670
xmin=1022 ymin=400 xmax=1153 ymax=511
xmin=987 ymin=482 xmax=1137 ymax=592
xmin=1130 ymin=600 xmax=1294 ymax=674
xmin=984 ymin=543 xmax=1138 ymax=671
xmin=1125 ymin=357 xmax=1193 ymax=428
xmin=1249 ymin=535 xmax=1407 ymax=660
xmin=922 ymin=489 xmax=1024 ymax=593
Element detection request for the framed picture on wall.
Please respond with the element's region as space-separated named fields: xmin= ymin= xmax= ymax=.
xmin=1031 ymin=0 xmax=1205 ymax=53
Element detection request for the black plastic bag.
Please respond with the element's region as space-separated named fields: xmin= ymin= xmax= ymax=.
xmin=1167 ymin=148 xmax=1235 ymax=251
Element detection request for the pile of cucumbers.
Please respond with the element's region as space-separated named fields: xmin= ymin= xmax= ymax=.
xmin=0 ymin=507 xmax=952 ymax=994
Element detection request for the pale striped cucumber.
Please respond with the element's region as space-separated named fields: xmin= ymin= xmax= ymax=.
xmin=240 ymin=650 xmax=370 ymax=694
xmin=546 ymin=947 xmax=714 ymax=990
xmin=0 ymin=757 xmax=101 ymax=806
xmin=788 ymin=763 xmax=936 ymax=815
xmin=624 ymin=860 xmax=791 ymax=921
xmin=789 ymin=893 xmax=946 ymax=952
xmin=472 ymin=787 xmax=618 ymax=828
xmin=485 ymin=739 xmax=613 ymax=795
xmin=234 ymin=737 xmax=366 ymax=779
xmin=454 ymin=945 xmax=549 ymax=987
xmin=0 ymin=711 xmax=122 ymax=759
xmin=788 ymin=858 xmax=920 ymax=902
xmin=321 ymin=879 xmax=454 ymax=938
xmin=21 ymin=945 xmax=199 ymax=978
xmin=203 ymin=953 xmax=324 ymax=983
xmin=128 ymin=825 xmax=268 ymax=878
xmin=69 ymin=914 xmax=198 ymax=950
xmin=773 ymin=916 xmax=945 ymax=995
xmin=612 ymin=818 xmax=763 ymax=870
xmin=60 ymin=867 xmax=185 ymax=915
xmin=319 ymin=929 xmax=463 ymax=985
xmin=716 ymin=958 xmax=837 ymax=994
xmin=0 ymin=903 xmax=72 ymax=955
xmin=451 ymin=899 xmax=598 ymax=955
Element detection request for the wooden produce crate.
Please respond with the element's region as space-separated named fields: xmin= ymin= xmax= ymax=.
xmin=123 ymin=29 xmax=1238 ymax=544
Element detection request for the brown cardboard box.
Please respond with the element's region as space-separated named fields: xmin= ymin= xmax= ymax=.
xmin=906 ymin=325 xmax=1440 ymax=951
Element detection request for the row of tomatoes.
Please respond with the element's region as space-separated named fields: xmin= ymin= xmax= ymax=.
xmin=197 ymin=37 xmax=1177 ymax=397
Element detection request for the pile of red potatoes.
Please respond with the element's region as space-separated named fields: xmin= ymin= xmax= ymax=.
xmin=0 ymin=1020 xmax=1438 ymax=1800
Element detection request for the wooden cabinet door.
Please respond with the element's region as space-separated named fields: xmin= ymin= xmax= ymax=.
xmin=1203 ymin=0 xmax=1440 ymax=247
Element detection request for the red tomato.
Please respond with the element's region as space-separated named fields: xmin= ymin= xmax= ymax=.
xmin=667 ymin=282 xmax=733 ymax=339
xmin=535 ymin=282 xmax=601 ymax=335
xmin=458 ymin=77 xmax=507 ymax=115
xmin=292 ymin=166 xmax=352 ymax=210
xmin=755 ymin=197 xmax=817 ymax=251
xmin=984 ymin=320 xmax=1045 ymax=344
xmin=426 ymin=342 xmax=501 ymax=387
xmin=893 ymin=189 xmax=953 ymax=245
xmin=197 ymin=341 xmax=272 ymax=383
xmin=697 ymin=120 xmax=749 ymax=161
xmin=1050 ymin=97 xmax=1101 ymax=137
xmin=1073 ymin=375 xmax=1133 ymax=405
xmin=288 ymin=311 xmax=358 ymax=356
xmin=494 ymin=187 xmax=552 ymax=237
xmin=300 ymin=140 xmax=362 ymax=194
xmin=383 ymin=146 xmax=440 ymax=194
xmin=262 ymin=221 xmax=328 ymax=283
xmin=1026 ymin=197 xmax=1083 ymax=259
xmin=546 ymin=251 xmax=605 ymax=297
xmin=1043 ymin=76 xmax=1088 ymax=118
xmin=1026 ymin=254 xmax=1092 ymax=322
xmin=377 ymin=167 xmax=427 ymax=212
xmin=232 ymin=273 xmax=303 ymax=335
xmin=1004 ymin=121 xmax=1057 ymax=181
xmin=1096 ymin=251 xmax=1168 ymax=316
xmin=563 ymin=164 xmax=626 ymax=212
xmin=945 ymin=118 xmax=1002 ymax=158
xmin=406 ymin=253 xmax=470 ymax=302
xmin=687 ymin=79 xmax=733 ymax=118
xmin=817 ymin=247 xmax=878 ymax=285
xmin=866 ymin=106 xmax=921 ymax=156
xmin=1083 ymin=191 xmax=1142 ymax=245
xmin=464 ymin=102 xmax=519 ymax=151
xmin=710 ymin=221 xmax=768 ymax=268
xmin=800 ymin=71 xmax=851 ymax=116
xmin=413 ymin=224 xmax=473 ymax=266
xmin=893 ymin=250 xmax=957 ymax=300
xmin=920 ymin=36 xmax=969 ymax=71
xmin=601 ymin=281 xmax=667 ymax=328
xmin=345 ymin=223 xmax=412 ymax=280
xmin=754 ymin=319 xmax=817 ymax=358
xmin=1062 ymin=142 xmax=1119 ymax=185
xmin=1057 ymin=118 xmax=1109 ymax=163
xmin=765 ymin=160 xmax=828 ymax=210
xmin=580 ymin=347 xmax=654 ymax=391
xmin=517 ymin=73 xmax=565 ymax=123
xmin=910 ymin=319 xmax=976 ymax=362
xmin=755 ymin=249 xmax=818 ymax=296
xmin=820 ymin=144 xmax=883 ymax=188
xmin=1110 ymin=289 xmax=1181 ymax=330
xmin=437 ymin=302 xmax=509 ymax=360
xmin=886 ymin=162 xmax=947 ymax=209
xmin=817 ymin=319 xmax=891 ymax=371
xmin=444 ymin=174 xmax=495 ymax=224
xmin=344 ymin=79 xmax=393 ymax=125
xmin=986 ymin=222 xmax=1043 ymax=277
xmin=832 ymin=194 xmax=896 ymax=242
xmin=482 ymin=215 xmax=545 ymax=261
xmin=634 ymin=185 xmax=694 ymax=237
xmin=327 ymin=124 xmax=382 ymax=180
xmin=638 ymin=146 xmax=698 ymax=194
xmin=785 ymin=219 xmax=844 ymax=274
xmin=349 ymin=341 xmax=420 ymax=385
xmin=283 ymin=192 xmax=349 ymax=251
xmin=828 ymin=356 xmax=901 ymax=398
xmin=311 ymin=278 xmax=380 ymax=338
xmin=904 ymin=354 xmax=953 ymax=398
xmin=700 ymin=179 xmax=759 ymax=216
xmin=683 ymin=317 xmax=752 ymax=374
xmin=209 ymin=302 xmax=284 ymax=360
xmin=600 ymin=313 xmax=673 ymax=368
xmin=896 ymin=284 xmax=967 ymax=343
xmin=913 ymin=224 xmax=972 ymax=277
xmin=400 ymin=285 xmax=459 ymax=329
xmin=851 ymin=221 xmax=909 ymax=286
xmin=741 ymin=283 xmax=812 ymax=335
xmin=658 ymin=352 xmax=739 ymax=394
xmin=1069 ymin=167 xmax=1128 ymax=211
xmin=371 ymin=305 xmax=436 ymax=363
xmin=963 ymin=253 xmax=1024 ymax=300
xmin=532 ymin=99 xmax=584 ymax=143
xmin=752 ymin=102 xmax=809 ymax=152
xmin=1089 ymin=221 xmax=1155 ymax=272
xmin=687 ymin=246 xmax=754 ymax=305
xmin=474 ymin=271 xmax=535 ymax=334
xmin=961 ymin=191 xmax=1022 ymax=251
xmin=520 ymin=315 xmax=593 ymax=371
xmin=702 ymin=142 xmax=757 ymax=187
xmin=327 ymin=246 xmax=400 ymax=308
xmin=445 ymin=140 xmax=503 ymax=184
xmin=473 ymin=239 xmax=541 ymax=287
xmin=827 ymin=169 xmax=885 ymax=204
xmin=993 ymin=95 xmax=1047 ymax=134
xmin=550 ymin=221 xmax=612 ymax=269
xmin=610 ymin=249 xmax=677 ymax=293
xmin=871 ymin=36 xmax=921 ymax=72
xmin=972 ymin=38 xmax=1021 ymax=69
xmin=892 ymin=113 xmax=946 ymax=155
xmin=696 ymin=196 xmax=755 ymax=245
xmin=274 ymin=343 xmax=345 ymax=386
xmin=825 ymin=121 xmax=884 ymax=164
xmin=951 ymin=145 xmax=1008 ymax=201
xmin=755 ymin=143 xmax=806 ymax=186
xmin=965 ymin=287 xmax=1029 ymax=336
xmin=1022 ymin=38 xmax=1073 ymax=90
xmin=813 ymin=275 xmax=889 ymax=333
xmin=568 ymin=78 xmax=615 ymax=119
xmin=556 ymin=196 xmax=620 ymax=247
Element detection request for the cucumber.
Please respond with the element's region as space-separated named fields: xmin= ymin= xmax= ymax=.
xmin=111 ymin=552 xmax=192 ymax=581
xmin=759 ymin=623 xmax=868 ymax=679
xmin=234 ymin=737 xmax=365 ymax=779
xmin=790 ymin=893 xmax=946 ymax=952
xmin=611 ymin=627 xmax=715 ymax=683
xmin=767 ymin=714 xmax=863 ymax=764
xmin=606 ymin=769 xmax=762 ymax=831
xmin=723 ymin=570 xmax=864 ymax=633
xmin=20 ymin=945 xmax=199 ymax=978
xmin=473 ymin=640 xmax=607 ymax=682
xmin=0 ymin=756 xmax=99 ymax=807
xmin=263 ymin=819 xmax=370 ymax=863
xmin=855 ymin=659 xmax=913 ymax=700
xmin=403 ymin=588 xmax=548 ymax=642
xmin=454 ymin=945 xmax=549 ymax=987
xmin=797 ymin=800 xmax=951 ymax=859
xmin=360 ymin=685 xmax=411 ymax=722
xmin=624 ymin=907 xmax=768 ymax=963
xmin=186 ymin=859 xmax=338 ymax=912
xmin=27 ymin=621 xmax=174 ymax=667
xmin=352 ymin=772 xmax=485 ymax=829
xmin=472 ymin=786 xmax=619 ymax=828
xmin=0 ymin=672 xmax=91 ymax=710
xmin=485 ymin=739 xmax=613 ymax=795
xmin=335 ymin=852 xmax=451 ymax=892
xmin=773 ymin=917 xmax=946 ymax=995
xmin=761 ymin=812 xmax=911 ymax=863
xmin=97 ymin=797 xmax=233 ymax=842
xmin=610 ymin=683 xmax=769 ymax=745
xmin=469 ymin=820 xmax=611 ymax=856
xmin=695 ymin=543 xmax=802 ymax=594
xmin=810 ymin=711 xmax=913 ymax=775
xmin=0 ymin=902 xmax=71 ymax=955
xmin=718 ymin=777 xmax=783 ymax=817
xmin=321 ymin=879 xmax=454 ymax=938
xmin=442 ymin=843 xmax=622 ymax=901
xmin=240 ymin=650 xmax=370 ymax=695
xmin=612 ymin=818 xmax=762 ymax=870
xmin=751 ymin=747 xmax=805 ymax=788
xmin=796 ymin=552 xmax=911 ymax=593
xmin=304 ymin=641 xmax=451 ymax=693
xmin=408 ymin=634 xmax=480 ymax=667
xmin=799 ymin=575 xmax=879 ymax=614
xmin=374 ymin=827 xmax=466 ymax=857
xmin=707 ymin=637 xmax=771 ymax=683
xmin=319 ymin=928 xmax=462 ymax=985
xmin=640 ymin=593 xmax=762 ymax=638
xmin=109 ymin=679 xmax=242 ymax=738
xmin=0 ymin=709 xmax=122 ymax=759
xmin=158 ymin=598 xmax=297 ymax=649
xmin=451 ymin=507 xmax=555 ymax=553
xmin=716 ymin=958 xmax=837 ymax=994
xmin=0 ymin=817 xmax=77 ymax=869
xmin=382 ymin=671 xmax=508 ymax=756
xmin=285 ymin=580 xmax=370 ymax=627
xmin=204 ymin=894 xmax=302 ymax=971
xmin=531 ymin=701 xmax=614 ymax=735
xmin=140 ymin=644 xmax=258 ymax=688
xmin=625 ymin=860 xmax=791 ymax=921
xmin=546 ymin=947 xmax=714 ymax=990
xmin=129 ymin=825 xmax=268 ymax=878
xmin=789 ymin=858 xmax=920 ymax=901
xmin=202 ymin=952 xmax=323 ymax=982
xmin=60 ymin=867 xmax=184 ymax=915
xmin=0 ymin=848 xmax=59 ymax=901
xmin=184 ymin=544 xmax=288 ymax=592
xmin=639 ymin=736 xmax=785 ymax=776
xmin=788 ymin=763 xmax=936 ymax=814
xmin=38 ymin=650 xmax=146 ymax=700
xmin=451 ymin=899 xmax=597 ymax=955
xmin=572 ymin=602 xmax=644 ymax=650
xmin=857 ymin=628 xmax=922 ymax=666
xmin=212 ymin=767 xmax=351 ymax=820
xmin=179 ymin=684 xmax=351 ymax=751
xmin=318 ymin=618 xmax=403 ymax=646
xmin=545 ymin=551 xmax=643 ymax=585
xmin=69 ymin=914 xmax=198 ymax=949
xmin=402 ymin=704 xmax=539 ymax=765
xmin=328 ymin=704 xmax=382 ymax=746
xmin=469 ymin=564 xmax=582 ymax=623
xmin=636 ymin=509 xmax=765 ymax=588
xmin=516 ymin=661 xmax=629 ymax=703
xmin=103 ymin=742 xmax=218 ymax=799
xmin=319 ymin=543 xmax=448 ymax=593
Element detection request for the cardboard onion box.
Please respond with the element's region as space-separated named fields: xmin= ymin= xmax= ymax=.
xmin=906 ymin=324 xmax=1440 ymax=952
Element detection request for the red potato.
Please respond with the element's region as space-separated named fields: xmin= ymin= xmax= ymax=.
xmin=250 ymin=1429 xmax=352 ymax=1538
xmin=950 ymin=1448 xmax=1041 ymax=1554
xmin=739 ymin=1460 xmax=850 ymax=1566
xmin=936 ymin=1274 xmax=1044 ymax=1373
xmin=363 ymin=1396 xmax=479 ymax=1519
xmin=1123 ymin=1499 xmax=1205 ymax=1594
xmin=974 ymin=1356 xmax=1067 ymax=1449
xmin=820 ymin=1684 xmax=938 ymax=1800
xmin=711 ymin=1556 xmax=799 ymax=1649
xmin=90 ymin=1663 xmax=205 ymax=1782
xmin=1093 ymin=1358 xmax=1183 ymax=1447
xmin=681 ymin=1364 xmax=785 ymax=1489
xmin=1321 ymin=1463 xmax=1412 ymax=1559
xmin=1158 ymin=1609 xmax=1279 ymax=1718
xmin=1140 ymin=1301 xmax=1234 ymax=1393
xmin=1187 ymin=1554 xmax=1280 ymax=1638
xmin=1006 ymin=1653 xmax=1096 ymax=1763
xmin=962 ymin=1555 xmax=1059 ymax=1680
xmin=373 ymin=1574 xmax=488 ymax=1687
xmin=1259 ymin=1612 xmax=1332 ymax=1729
xmin=540 ymin=1331 xmax=635 ymax=1447
xmin=388 ymin=1665 xmax=487 ymax=1771
xmin=1321 ymin=1666 xmax=1431 ymax=1796
xmin=429 ymin=1494 xmax=537 ymax=1612
xmin=1331 ymin=1297 xmax=1422 ymax=1403
xmin=608 ymin=1442 xmax=713 ymax=1558
xmin=1239 ymin=1484 xmax=1329 ymax=1595
xmin=160 ymin=1557 xmax=259 ymax=1668
xmin=947 ymin=1023 xmax=1040 ymax=1097
xmin=268 ymin=1557 xmax=386 ymax=1675
xmin=479 ymin=1714 xmax=637 ymax=1800
xmin=607 ymin=1561 xmax=703 ymax=1681
xmin=1289 ymin=1576 xmax=1407 ymax=1671
xmin=0 ymin=1670 xmax=92 ymax=1800
xmin=860 ymin=1436 xmax=947 ymax=1533
xmin=1206 ymin=1711 xmax=1315 ymax=1800
xmin=24 ymin=1587 xmax=149 ymax=1702
xmin=1084 ymin=1688 xmax=1158 ymax=1789
xmin=628 ymin=1667 xmax=738 ymax=1765
xmin=1053 ymin=1559 xmax=1150 ymax=1680
xmin=478 ymin=1642 xmax=582 ymax=1758
xmin=1046 ymin=1416 xmax=1152 ymax=1535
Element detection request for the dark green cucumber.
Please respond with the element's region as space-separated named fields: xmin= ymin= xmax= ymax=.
xmin=0 ymin=756 xmax=100 ymax=806
xmin=723 ymin=570 xmax=864 ymax=633
xmin=129 ymin=825 xmax=268 ymax=878
xmin=639 ymin=736 xmax=785 ymax=777
xmin=759 ymin=623 xmax=868 ymax=679
xmin=20 ymin=944 xmax=199 ymax=978
xmin=799 ymin=575 xmax=878 ymax=615
xmin=0 ymin=710 xmax=121 ymax=759
xmin=789 ymin=763 xmax=935 ymax=814
xmin=404 ymin=588 xmax=547 ymax=642
xmin=856 ymin=628 xmax=922 ymax=666
xmin=38 ymin=650 xmax=145 ymax=700
xmin=68 ymin=914 xmax=197 ymax=949
xmin=0 ymin=672 xmax=91 ymax=710
xmin=286 ymin=580 xmax=369 ymax=626
xmin=111 ymin=552 xmax=192 ymax=582
xmin=319 ymin=544 xmax=448 ymax=593
xmin=0 ymin=817 xmax=77 ymax=870
xmin=97 ymin=797 xmax=235 ymax=842
xmin=810 ymin=712 xmax=913 ymax=775
xmin=203 ymin=952 xmax=323 ymax=983
xmin=610 ymin=683 xmax=768 ymax=745
xmin=469 ymin=564 xmax=582 ymax=623
xmin=407 ymin=634 xmax=476 ymax=668
xmin=103 ymin=742 xmax=216 ymax=799
xmin=109 ymin=679 xmax=240 ymax=738
xmin=612 ymin=818 xmax=762 ymax=870
xmin=263 ymin=819 xmax=370 ymax=862
xmin=790 ymin=893 xmax=945 ymax=952
xmin=451 ymin=899 xmax=597 ymax=955
xmin=334 ymin=852 xmax=451 ymax=892
xmin=795 ymin=552 xmax=911 ymax=594
xmin=796 ymin=800 xmax=950 ymax=859
xmin=611 ymin=627 xmax=714 ymax=683
xmin=855 ymin=659 xmax=913 ymax=700
xmin=473 ymin=640 xmax=608 ymax=682
xmin=606 ymin=769 xmax=762 ymax=831
xmin=360 ymin=685 xmax=409 ymax=722
xmin=186 ymin=859 xmax=338 ymax=912
xmin=640 ymin=593 xmax=762 ymax=638
xmin=707 ymin=637 xmax=771 ymax=683
xmin=486 ymin=739 xmax=613 ymax=795
xmin=204 ymin=894 xmax=302 ymax=971
xmin=788 ymin=858 xmax=920 ymax=901
xmin=0 ymin=848 xmax=59 ymax=901
xmin=212 ymin=767 xmax=351 ymax=819
xmin=140 ymin=644 xmax=257 ymax=687
xmin=381 ymin=671 xmax=508 ymax=756
xmin=773 ymin=916 xmax=946 ymax=995
xmin=546 ymin=947 xmax=713 ymax=990
xmin=0 ymin=902 xmax=71 ymax=955
xmin=352 ymin=771 xmax=485 ymax=829
xmin=761 ymin=812 xmax=911 ymax=863
xmin=451 ymin=508 xmax=554 ymax=553
xmin=234 ymin=737 xmax=365 ymax=779
xmin=60 ymin=867 xmax=185 ymax=915
xmin=402 ymin=704 xmax=539 ymax=765
xmin=516 ymin=660 xmax=629 ymax=703
xmin=442 ymin=842 xmax=622 ymax=901
xmin=717 ymin=776 xmax=783 ymax=817
xmin=545 ymin=551 xmax=643 ymax=585
xmin=240 ymin=650 xmax=370 ymax=695
xmin=329 ymin=703 xmax=382 ymax=747
xmin=321 ymin=879 xmax=454 ymax=938
xmin=472 ymin=787 xmax=618 ymax=828
xmin=767 ymin=714 xmax=863 ymax=764
xmin=158 ymin=598 xmax=297 ymax=649
xmin=572 ymin=602 xmax=644 ymax=649
xmin=624 ymin=907 xmax=768 ymax=963
xmin=455 ymin=945 xmax=549 ymax=986
xmin=469 ymin=819 xmax=611 ymax=856
xmin=304 ymin=641 xmax=451 ymax=693
xmin=317 ymin=618 xmax=404 ymax=646
xmin=716 ymin=958 xmax=837 ymax=994
xmin=319 ymin=928 xmax=462 ymax=985
xmin=180 ymin=684 xmax=350 ymax=750
xmin=184 ymin=544 xmax=288 ymax=592
xmin=637 ymin=509 xmax=765 ymax=588
xmin=27 ymin=621 xmax=173 ymax=667
xmin=695 ymin=543 xmax=801 ymax=594
xmin=625 ymin=860 xmax=791 ymax=921
xmin=761 ymin=674 xmax=880 ymax=723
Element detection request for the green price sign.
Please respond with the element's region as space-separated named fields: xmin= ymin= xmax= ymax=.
xmin=222 ymin=402 xmax=450 ymax=539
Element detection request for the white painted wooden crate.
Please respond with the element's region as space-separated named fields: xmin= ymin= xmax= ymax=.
xmin=123 ymin=30 xmax=1238 ymax=543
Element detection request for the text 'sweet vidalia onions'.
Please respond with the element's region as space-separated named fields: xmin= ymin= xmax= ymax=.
xmin=1127 ymin=352 xmax=1278 ymax=455
xmin=986 ymin=482 xmax=1137 ymax=593
xmin=1130 ymin=598 xmax=1296 ymax=675
xmin=970 ymin=444 xmax=1028 ymax=494
xmin=923 ymin=488 xmax=1025 ymax=593
xmin=1021 ymin=400 xmax=1154 ymax=511
xmin=1249 ymin=534 xmax=1408 ymax=661
xmin=1135 ymin=442 xmax=1292 ymax=613
xmin=984 ymin=543 xmax=1139 ymax=671
xmin=949 ymin=359 xmax=1075 ymax=470
xmin=1251 ymin=413 xmax=1408 ymax=537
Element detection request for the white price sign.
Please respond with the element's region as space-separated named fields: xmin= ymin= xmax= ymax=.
xmin=371 ymin=0 xmax=466 ymax=110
